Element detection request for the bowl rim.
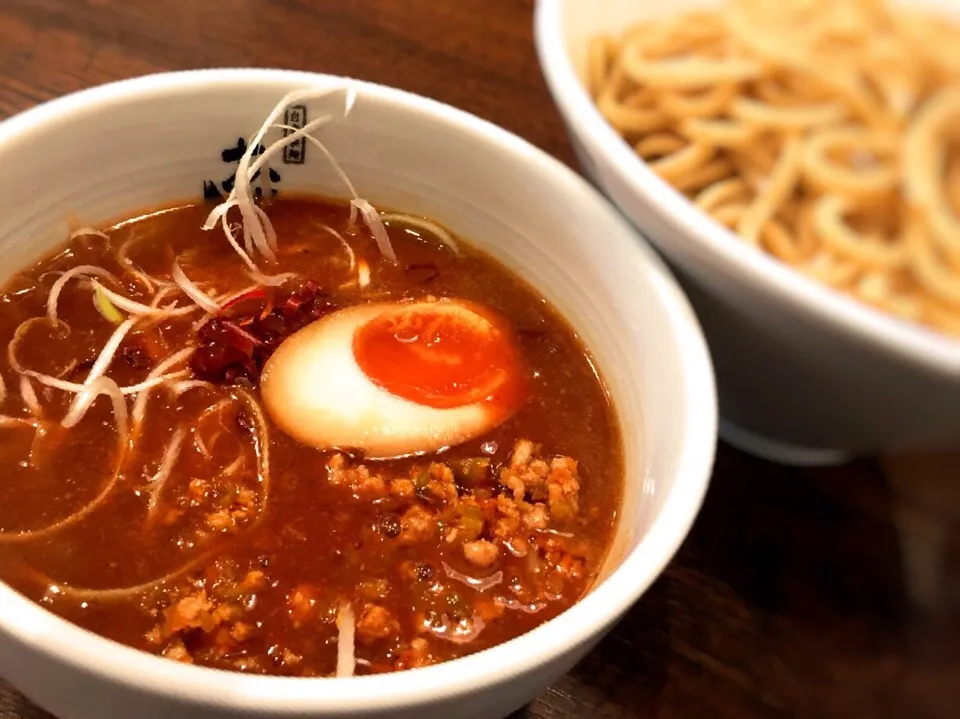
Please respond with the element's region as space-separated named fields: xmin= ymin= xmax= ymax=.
xmin=0 ymin=68 xmax=717 ymax=713
xmin=533 ymin=0 xmax=960 ymax=377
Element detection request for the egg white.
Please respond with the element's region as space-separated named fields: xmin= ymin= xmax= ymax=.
xmin=260 ymin=302 xmax=498 ymax=459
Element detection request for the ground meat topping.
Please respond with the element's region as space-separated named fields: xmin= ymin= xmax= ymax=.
xmin=398 ymin=505 xmax=438 ymax=545
xmin=462 ymin=539 xmax=500 ymax=568
xmin=326 ymin=453 xmax=387 ymax=495
xmin=147 ymin=440 xmax=590 ymax=672
xmin=499 ymin=440 xmax=581 ymax=520
xmin=356 ymin=603 xmax=401 ymax=644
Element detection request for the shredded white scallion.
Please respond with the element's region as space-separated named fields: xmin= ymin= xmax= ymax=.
xmin=48 ymin=551 xmax=215 ymax=601
xmin=203 ymin=87 xmax=354 ymax=265
xmin=171 ymin=261 xmax=221 ymax=314
xmin=168 ymin=379 xmax=214 ymax=399
xmin=22 ymin=369 xmax=183 ymax=397
xmin=60 ymin=317 xmax=137 ymax=430
xmin=19 ymin=375 xmax=41 ymax=418
xmin=336 ymin=603 xmax=356 ymax=678
xmin=87 ymin=318 xmax=137 ymax=386
xmin=91 ymin=281 xmax=199 ymax=319
xmin=203 ymin=85 xmax=396 ymax=271
xmin=381 ymin=212 xmax=461 ymax=255
xmin=145 ymin=428 xmax=186 ymax=517
xmin=219 ymin=213 xmax=260 ymax=273
xmin=243 ymin=270 xmax=299 ymax=287
xmin=8 ymin=317 xmax=70 ymax=374
xmin=131 ymin=346 xmax=196 ymax=428
xmin=219 ymin=453 xmax=245 ymax=477
xmin=357 ymin=258 xmax=370 ymax=289
xmin=350 ymin=198 xmax=397 ymax=264
xmin=61 ymin=375 xmax=129 ymax=439
xmin=233 ymin=388 xmax=270 ymax=528
xmin=322 ymin=225 xmax=357 ymax=270
xmin=0 ymin=415 xmax=37 ymax=429
xmin=116 ymin=235 xmax=173 ymax=294
xmin=271 ymin=119 xmax=358 ymax=199
xmin=149 ymin=286 xmax=176 ymax=308
xmin=48 ymin=265 xmax=120 ymax=325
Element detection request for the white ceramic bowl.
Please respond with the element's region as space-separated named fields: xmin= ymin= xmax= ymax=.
xmin=535 ymin=0 xmax=960 ymax=465
xmin=0 ymin=70 xmax=716 ymax=719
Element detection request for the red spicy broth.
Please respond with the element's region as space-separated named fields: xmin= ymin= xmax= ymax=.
xmin=0 ymin=195 xmax=623 ymax=676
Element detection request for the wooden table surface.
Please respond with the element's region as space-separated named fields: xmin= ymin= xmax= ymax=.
xmin=0 ymin=1 xmax=958 ymax=717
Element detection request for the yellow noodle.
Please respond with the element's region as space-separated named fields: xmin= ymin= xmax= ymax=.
xmin=681 ymin=118 xmax=755 ymax=147
xmin=814 ymin=195 xmax=906 ymax=268
xmin=762 ymin=216 xmax=814 ymax=265
xmin=634 ymin=133 xmax=686 ymax=160
xmin=755 ymin=73 xmax=835 ymax=107
xmin=650 ymin=143 xmax=715 ymax=183
xmin=904 ymin=88 xmax=960 ymax=259
xmin=672 ymin=159 xmax=735 ymax=193
xmin=912 ymin=237 xmax=960 ymax=307
xmin=659 ymin=84 xmax=738 ymax=119
xmin=730 ymin=154 xmax=774 ymax=192
xmin=696 ymin=178 xmax=751 ymax=213
xmin=589 ymin=0 xmax=960 ymax=337
xmin=795 ymin=205 xmax=821 ymax=262
xmin=730 ymin=97 xmax=848 ymax=130
xmin=802 ymin=127 xmax=899 ymax=199
xmin=598 ymin=93 xmax=668 ymax=135
xmin=713 ymin=203 xmax=748 ymax=229
xmin=802 ymin=252 xmax=862 ymax=288
xmin=944 ymin=153 xmax=960 ymax=219
xmin=737 ymin=135 xmax=803 ymax=243
xmin=737 ymin=141 xmax=780 ymax=176
xmin=622 ymin=40 xmax=763 ymax=89
xmin=855 ymin=272 xmax=922 ymax=319
xmin=723 ymin=0 xmax=887 ymax=123
xmin=923 ymin=297 xmax=960 ymax=334
xmin=623 ymin=87 xmax=659 ymax=108
xmin=588 ymin=36 xmax=617 ymax=99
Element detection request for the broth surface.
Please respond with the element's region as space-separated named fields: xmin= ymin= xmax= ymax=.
xmin=0 ymin=197 xmax=622 ymax=676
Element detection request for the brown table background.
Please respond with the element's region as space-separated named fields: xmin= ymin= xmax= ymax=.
xmin=0 ymin=1 xmax=958 ymax=717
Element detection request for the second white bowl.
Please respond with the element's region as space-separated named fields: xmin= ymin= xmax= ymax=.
xmin=535 ymin=0 xmax=960 ymax=464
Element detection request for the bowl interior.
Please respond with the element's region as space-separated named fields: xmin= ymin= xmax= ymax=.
xmin=0 ymin=70 xmax=715 ymax=710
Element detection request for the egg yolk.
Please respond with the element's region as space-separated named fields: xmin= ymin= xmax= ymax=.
xmin=352 ymin=302 xmax=525 ymax=411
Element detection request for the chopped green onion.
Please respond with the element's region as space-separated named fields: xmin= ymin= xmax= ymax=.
xmin=413 ymin=467 xmax=431 ymax=489
xmin=452 ymin=458 xmax=491 ymax=488
xmin=93 ymin=284 xmax=124 ymax=324
xmin=456 ymin=502 xmax=485 ymax=541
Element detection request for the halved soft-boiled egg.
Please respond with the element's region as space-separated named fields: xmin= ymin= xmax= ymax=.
xmin=261 ymin=299 xmax=526 ymax=458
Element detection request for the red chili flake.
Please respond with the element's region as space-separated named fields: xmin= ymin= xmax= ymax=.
xmin=220 ymin=288 xmax=272 ymax=323
xmin=191 ymin=280 xmax=337 ymax=385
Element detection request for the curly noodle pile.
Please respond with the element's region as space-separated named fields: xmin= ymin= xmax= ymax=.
xmin=590 ymin=0 xmax=960 ymax=335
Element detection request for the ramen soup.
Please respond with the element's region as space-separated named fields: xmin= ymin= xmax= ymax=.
xmin=0 ymin=89 xmax=622 ymax=677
